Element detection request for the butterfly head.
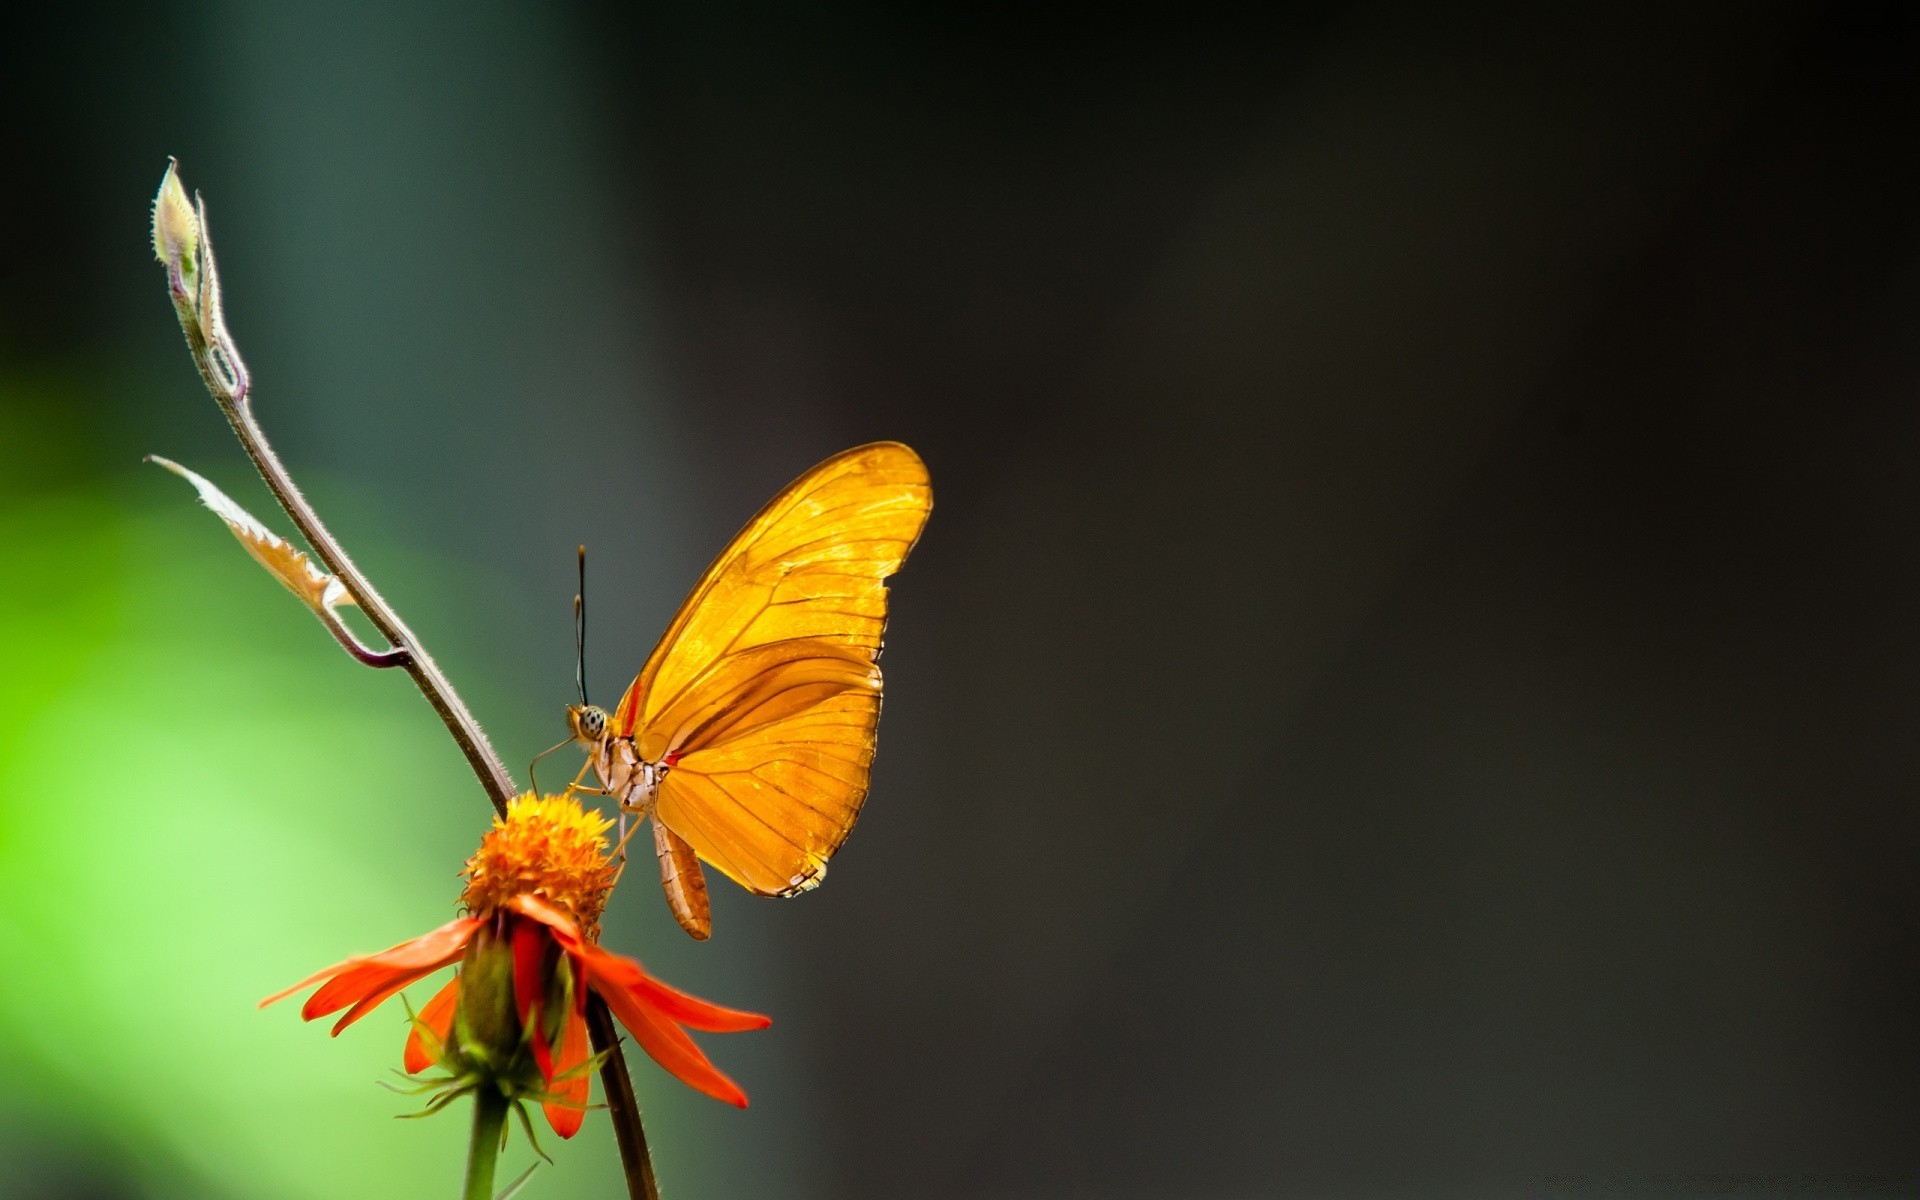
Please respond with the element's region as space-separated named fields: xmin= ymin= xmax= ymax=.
xmin=567 ymin=703 xmax=612 ymax=746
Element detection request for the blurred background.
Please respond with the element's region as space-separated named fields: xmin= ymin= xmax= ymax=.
xmin=3 ymin=2 xmax=1919 ymax=1197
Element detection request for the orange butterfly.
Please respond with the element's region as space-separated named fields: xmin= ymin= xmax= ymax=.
xmin=567 ymin=442 xmax=931 ymax=939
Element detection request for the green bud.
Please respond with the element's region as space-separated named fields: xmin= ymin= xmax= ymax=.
xmin=452 ymin=919 xmax=524 ymax=1076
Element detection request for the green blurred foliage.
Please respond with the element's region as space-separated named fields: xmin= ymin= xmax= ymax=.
xmin=0 ymin=375 xmax=644 ymax=1198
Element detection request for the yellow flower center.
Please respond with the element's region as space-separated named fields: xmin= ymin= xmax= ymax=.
xmin=461 ymin=792 xmax=616 ymax=936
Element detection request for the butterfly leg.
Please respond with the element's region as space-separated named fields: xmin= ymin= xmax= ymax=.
xmin=564 ymin=758 xmax=611 ymax=797
xmin=607 ymin=814 xmax=645 ymax=884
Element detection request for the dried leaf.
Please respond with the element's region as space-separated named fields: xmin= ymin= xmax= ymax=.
xmin=147 ymin=455 xmax=355 ymax=612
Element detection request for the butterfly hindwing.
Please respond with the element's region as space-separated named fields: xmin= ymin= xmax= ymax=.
xmin=656 ymin=688 xmax=881 ymax=895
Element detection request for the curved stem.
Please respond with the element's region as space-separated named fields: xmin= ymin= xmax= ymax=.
xmin=217 ymin=396 xmax=516 ymax=813
xmin=588 ymin=997 xmax=660 ymax=1200
xmin=316 ymin=596 xmax=415 ymax=668
xmin=462 ymin=1086 xmax=508 ymax=1200
xmin=160 ymin=177 xmax=515 ymax=817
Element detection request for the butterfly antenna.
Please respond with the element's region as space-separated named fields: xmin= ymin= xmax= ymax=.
xmin=574 ymin=544 xmax=589 ymax=707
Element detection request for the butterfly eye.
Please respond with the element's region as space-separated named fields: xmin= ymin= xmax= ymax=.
xmin=584 ymin=708 xmax=605 ymax=737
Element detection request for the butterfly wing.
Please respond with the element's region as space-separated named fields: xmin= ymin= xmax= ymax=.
xmin=614 ymin=442 xmax=931 ymax=896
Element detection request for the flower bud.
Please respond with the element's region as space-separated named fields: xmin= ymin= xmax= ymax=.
xmin=451 ymin=917 xmax=525 ymax=1078
xmin=151 ymin=160 xmax=200 ymax=284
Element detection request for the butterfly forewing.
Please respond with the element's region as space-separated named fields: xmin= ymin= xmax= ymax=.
xmin=614 ymin=442 xmax=931 ymax=896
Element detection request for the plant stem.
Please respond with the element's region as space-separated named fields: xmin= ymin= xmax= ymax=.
xmin=157 ymin=163 xmax=661 ymax=1195
xmin=463 ymin=1086 xmax=509 ymax=1200
xmin=160 ymin=176 xmax=515 ymax=817
xmin=589 ymin=997 xmax=661 ymax=1200
xmin=215 ymin=394 xmax=516 ymax=814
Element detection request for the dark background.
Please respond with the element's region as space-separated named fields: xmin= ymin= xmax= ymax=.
xmin=4 ymin=3 xmax=1918 ymax=1197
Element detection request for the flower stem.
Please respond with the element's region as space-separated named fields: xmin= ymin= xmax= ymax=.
xmin=463 ymin=1086 xmax=509 ymax=1200
xmin=588 ymin=996 xmax=661 ymax=1200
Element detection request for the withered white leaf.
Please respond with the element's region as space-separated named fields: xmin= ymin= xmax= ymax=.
xmin=148 ymin=455 xmax=356 ymax=613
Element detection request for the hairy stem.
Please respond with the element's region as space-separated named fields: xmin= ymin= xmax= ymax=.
xmin=214 ymin=395 xmax=516 ymax=813
xmin=589 ymin=997 xmax=661 ymax=1200
xmin=159 ymin=174 xmax=514 ymax=816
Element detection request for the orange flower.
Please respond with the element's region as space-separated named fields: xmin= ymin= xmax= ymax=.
xmin=263 ymin=793 xmax=769 ymax=1136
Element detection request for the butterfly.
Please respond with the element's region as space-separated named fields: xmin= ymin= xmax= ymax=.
xmin=567 ymin=442 xmax=931 ymax=939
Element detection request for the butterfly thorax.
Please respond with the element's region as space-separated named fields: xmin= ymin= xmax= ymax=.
xmin=567 ymin=703 xmax=668 ymax=816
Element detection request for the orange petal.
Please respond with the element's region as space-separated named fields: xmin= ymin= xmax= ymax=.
xmin=505 ymin=893 xmax=582 ymax=942
xmin=403 ymin=975 xmax=462 ymax=1074
xmin=330 ymin=964 xmax=449 ymax=1036
xmin=304 ymin=962 xmax=412 ymax=1022
xmin=511 ymin=915 xmax=553 ymax=1080
xmin=262 ymin=916 xmax=481 ymax=1013
xmin=580 ymin=942 xmax=770 ymax=1033
xmin=541 ymin=917 xmax=766 ymax=1031
xmin=307 ymin=918 xmax=482 ymax=1028
xmin=593 ymin=972 xmax=749 ymax=1108
xmin=542 ymin=967 xmax=593 ymax=1139
xmin=521 ymin=898 xmax=760 ymax=1106
xmin=262 ymin=960 xmax=360 ymax=1009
